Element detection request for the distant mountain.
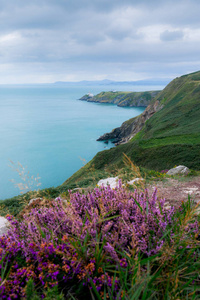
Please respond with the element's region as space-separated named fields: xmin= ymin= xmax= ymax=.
xmin=54 ymin=78 xmax=171 ymax=86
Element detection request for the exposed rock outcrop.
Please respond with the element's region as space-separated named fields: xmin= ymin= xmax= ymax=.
xmin=0 ymin=217 xmax=9 ymax=236
xmin=97 ymin=177 xmax=143 ymax=189
xmin=97 ymin=177 xmax=119 ymax=189
xmin=29 ymin=197 xmax=43 ymax=206
xmin=167 ymin=165 xmax=190 ymax=176
xmin=97 ymin=99 xmax=163 ymax=145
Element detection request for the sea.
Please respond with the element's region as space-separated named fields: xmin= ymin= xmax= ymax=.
xmin=0 ymin=84 xmax=164 ymax=200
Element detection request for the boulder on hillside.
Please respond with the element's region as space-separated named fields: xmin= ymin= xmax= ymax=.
xmin=167 ymin=165 xmax=189 ymax=176
xmin=29 ymin=198 xmax=43 ymax=206
xmin=97 ymin=177 xmax=119 ymax=189
xmin=97 ymin=177 xmax=144 ymax=189
xmin=127 ymin=178 xmax=143 ymax=185
xmin=0 ymin=217 xmax=9 ymax=236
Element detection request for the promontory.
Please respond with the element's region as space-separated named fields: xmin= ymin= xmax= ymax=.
xmin=79 ymin=90 xmax=160 ymax=107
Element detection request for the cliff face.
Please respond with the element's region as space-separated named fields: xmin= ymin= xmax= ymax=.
xmin=80 ymin=90 xmax=160 ymax=107
xmin=64 ymin=70 xmax=200 ymax=189
xmin=97 ymin=71 xmax=200 ymax=145
xmin=97 ymin=99 xmax=163 ymax=144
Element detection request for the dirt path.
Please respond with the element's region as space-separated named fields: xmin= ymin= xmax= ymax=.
xmin=148 ymin=176 xmax=200 ymax=209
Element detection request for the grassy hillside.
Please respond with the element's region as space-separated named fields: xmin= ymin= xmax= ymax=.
xmin=80 ymin=90 xmax=160 ymax=106
xmin=140 ymin=71 xmax=200 ymax=140
xmin=64 ymin=71 xmax=200 ymax=187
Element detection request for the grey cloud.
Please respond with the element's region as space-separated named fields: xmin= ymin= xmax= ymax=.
xmin=150 ymin=1 xmax=200 ymax=28
xmin=106 ymin=28 xmax=144 ymax=41
xmin=0 ymin=0 xmax=196 ymax=32
xmin=71 ymin=31 xmax=105 ymax=45
xmin=34 ymin=0 xmax=169 ymax=13
xmin=0 ymin=0 xmax=200 ymax=83
xmin=106 ymin=27 xmax=131 ymax=41
xmin=0 ymin=0 xmax=198 ymax=35
xmin=105 ymin=22 xmax=144 ymax=41
xmin=0 ymin=5 xmax=66 ymax=32
xmin=160 ymin=30 xmax=184 ymax=41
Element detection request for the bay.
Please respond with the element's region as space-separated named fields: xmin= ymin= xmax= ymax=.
xmin=0 ymin=84 xmax=164 ymax=200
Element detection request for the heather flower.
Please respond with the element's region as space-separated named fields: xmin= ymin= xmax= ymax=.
xmin=0 ymin=185 xmax=197 ymax=298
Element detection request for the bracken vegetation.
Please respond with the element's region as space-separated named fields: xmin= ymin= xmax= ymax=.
xmin=0 ymin=184 xmax=200 ymax=299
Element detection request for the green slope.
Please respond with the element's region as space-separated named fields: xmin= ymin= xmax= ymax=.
xmin=64 ymin=71 xmax=200 ymax=186
xmin=140 ymin=71 xmax=200 ymax=140
xmin=80 ymin=90 xmax=160 ymax=106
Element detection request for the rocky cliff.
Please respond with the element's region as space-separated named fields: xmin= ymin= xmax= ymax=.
xmin=97 ymin=99 xmax=163 ymax=144
xmin=97 ymin=70 xmax=200 ymax=147
xmin=63 ymin=70 xmax=200 ymax=190
xmin=80 ymin=90 xmax=160 ymax=107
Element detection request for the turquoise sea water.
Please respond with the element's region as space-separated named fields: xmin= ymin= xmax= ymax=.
xmin=0 ymin=84 xmax=164 ymax=200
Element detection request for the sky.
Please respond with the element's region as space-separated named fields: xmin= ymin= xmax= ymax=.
xmin=0 ymin=0 xmax=200 ymax=84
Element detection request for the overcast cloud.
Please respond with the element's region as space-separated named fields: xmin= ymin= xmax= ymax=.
xmin=0 ymin=0 xmax=200 ymax=83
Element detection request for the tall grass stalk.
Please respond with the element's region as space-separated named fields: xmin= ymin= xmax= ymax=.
xmin=9 ymin=160 xmax=41 ymax=195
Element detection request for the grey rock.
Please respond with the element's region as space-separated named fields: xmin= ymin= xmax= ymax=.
xmin=167 ymin=165 xmax=190 ymax=176
xmin=97 ymin=177 xmax=119 ymax=189
xmin=97 ymin=127 xmax=121 ymax=142
xmin=29 ymin=198 xmax=43 ymax=206
xmin=97 ymin=99 xmax=163 ymax=145
xmin=0 ymin=217 xmax=9 ymax=236
xmin=127 ymin=178 xmax=143 ymax=185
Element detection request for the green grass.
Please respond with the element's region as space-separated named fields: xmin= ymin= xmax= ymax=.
xmin=72 ymin=71 xmax=200 ymax=179
xmin=141 ymin=74 xmax=200 ymax=140
xmin=137 ymin=134 xmax=200 ymax=148
xmin=85 ymin=90 xmax=160 ymax=106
